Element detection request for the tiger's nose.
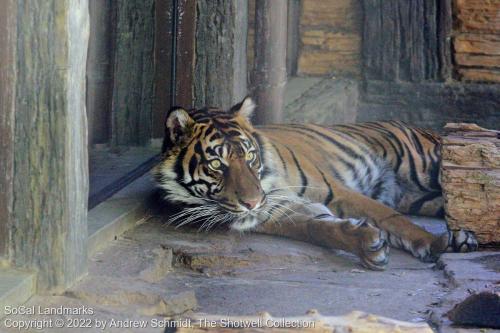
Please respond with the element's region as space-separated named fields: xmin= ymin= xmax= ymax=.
xmin=239 ymin=198 xmax=261 ymax=210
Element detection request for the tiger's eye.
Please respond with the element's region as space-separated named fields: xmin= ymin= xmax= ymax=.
xmin=245 ymin=151 xmax=255 ymax=161
xmin=209 ymin=159 xmax=222 ymax=170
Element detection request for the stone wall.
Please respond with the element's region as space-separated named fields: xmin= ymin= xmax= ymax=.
xmin=250 ymin=0 xmax=500 ymax=83
xmin=297 ymin=0 xmax=362 ymax=77
xmin=357 ymin=0 xmax=500 ymax=131
xmin=248 ymin=0 xmax=363 ymax=78
xmin=453 ymin=0 xmax=500 ymax=83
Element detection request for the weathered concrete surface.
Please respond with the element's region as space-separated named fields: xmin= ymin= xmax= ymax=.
xmin=2 ymin=215 xmax=499 ymax=332
xmin=284 ymin=78 xmax=359 ymax=124
xmin=432 ymin=252 xmax=500 ymax=331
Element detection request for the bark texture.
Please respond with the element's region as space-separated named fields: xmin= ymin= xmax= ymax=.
xmin=111 ymin=0 xmax=155 ymax=145
xmin=194 ymin=0 xmax=248 ymax=110
xmin=12 ymin=0 xmax=89 ymax=292
xmin=441 ymin=123 xmax=500 ymax=244
xmin=362 ymin=0 xmax=452 ymax=82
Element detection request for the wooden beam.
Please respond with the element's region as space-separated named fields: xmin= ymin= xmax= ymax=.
xmin=152 ymin=0 xmax=174 ymax=138
xmin=174 ymin=0 xmax=197 ymax=108
xmin=86 ymin=0 xmax=114 ymax=145
xmin=361 ymin=0 xmax=452 ymax=82
xmin=253 ymin=0 xmax=288 ymax=124
xmin=0 ymin=0 xmax=17 ymax=259
xmin=111 ymin=0 xmax=155 ymax=146
xmin=287 ymin=0 xmax=301 ymax=76
xmin=194 ymin=0 xmax=248 ymax=110
xmin=12 ymin=0 xmax=89 ymax=292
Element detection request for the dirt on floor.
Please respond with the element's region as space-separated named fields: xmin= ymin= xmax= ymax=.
xmin=1 ymin=215 xmax=499 ymax=333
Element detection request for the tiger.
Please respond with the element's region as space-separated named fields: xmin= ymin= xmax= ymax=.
xmin=153 ymin=97 xmax=478 ymax=270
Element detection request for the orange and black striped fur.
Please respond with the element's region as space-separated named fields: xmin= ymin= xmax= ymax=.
xmin=153 ymin=97 xmax=477 ymax=270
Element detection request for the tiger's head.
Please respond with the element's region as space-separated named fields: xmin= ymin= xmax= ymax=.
xmin=154 ymin=97 xmax=274 ymax=228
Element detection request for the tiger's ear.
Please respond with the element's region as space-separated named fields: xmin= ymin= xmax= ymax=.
xmin=165 ymin=108 xmax=195 ymax=146
xmin=230 ymin=96 xmax=256 ymax=122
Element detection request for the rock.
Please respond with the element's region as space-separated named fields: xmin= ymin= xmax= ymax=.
xmin=454 ymin=0 xmax=500 ymax=34
xmin=453 ymin=0 xmax=500 ymax=83
xmin=457 ymin=68 xmax=500 ymax=83
xmin=447 ymin=292 xmax=500 ymax=328
xmin=441 ymin=123 xmax=500 ymax=244
xmin=284 ymin=78 xmax=359 ymax=124
xmin=139 ymin=247 xmax=173 ymax=283
xmin=174 ymin=310 xmax=433 ymax=332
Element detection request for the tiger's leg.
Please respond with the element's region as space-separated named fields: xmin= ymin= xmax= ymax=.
xmin=254 ymin=204 xmax=390 ymax=270
xmin=324 ymin=182 xmax=478 ymax=262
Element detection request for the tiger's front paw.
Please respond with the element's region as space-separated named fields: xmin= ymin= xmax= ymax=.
xmin=417 ymin=229 xmax=479 ymax=262
xmin=354 ymin=219 xmax=390 ymax=271
xmin=445 ymin=229 xmax=479 ymax=253
xmin=431 ymin=229 xmax=478 ymax=256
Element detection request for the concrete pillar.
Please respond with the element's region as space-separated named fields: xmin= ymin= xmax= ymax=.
xmin=253 ymin=0 xmax=288 ymax=124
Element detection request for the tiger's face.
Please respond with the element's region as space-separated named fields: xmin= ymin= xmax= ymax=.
xmin=154 ymin=97 xmax=269 ymax=221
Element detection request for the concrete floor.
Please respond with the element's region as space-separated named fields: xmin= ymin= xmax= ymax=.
xmin=2 ymin=214 xmax=499 ymax=332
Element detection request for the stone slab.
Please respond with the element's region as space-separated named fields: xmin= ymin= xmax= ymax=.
xmin=0 ymin=269 xmax=35 ymax=319
xmin=284 ymin=78 xmax=359 ymax=125
xmin=87 ymin=175 xmax=155 ymax=257
xmin=431 ymin=252 xmax=500 ymax=331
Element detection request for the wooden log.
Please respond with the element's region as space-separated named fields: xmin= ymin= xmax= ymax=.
xmin=253 ymin=0 xmax=288 ymax=124
xmin=173 ymin=310 xmax=433 ymax=332
xmin=194 ymin=0 xmax=248 ymax=110
xmin=11 ymin=0 xmax=89 ymax=292
xmin=441 ymin=123 xmax=500 ymax=244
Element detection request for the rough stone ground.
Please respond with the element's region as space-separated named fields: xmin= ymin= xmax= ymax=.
xmin=2 ymin=215 xmax=499 ymax=333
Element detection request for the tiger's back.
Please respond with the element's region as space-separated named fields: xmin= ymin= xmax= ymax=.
xmin=259 ymin=121 xmax=443 ymax=217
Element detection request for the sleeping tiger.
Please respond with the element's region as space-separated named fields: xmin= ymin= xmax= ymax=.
xmin=153 ymin=97 xmax=478 ymax=270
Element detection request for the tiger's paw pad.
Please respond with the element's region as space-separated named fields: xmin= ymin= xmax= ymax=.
xmin=356 ymin=219 xmax=390 ymax=270
xmin=425 ymin=229 xmax=479 ymax=262
xmin=445 ymin=229 xmax=478 ymax=253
